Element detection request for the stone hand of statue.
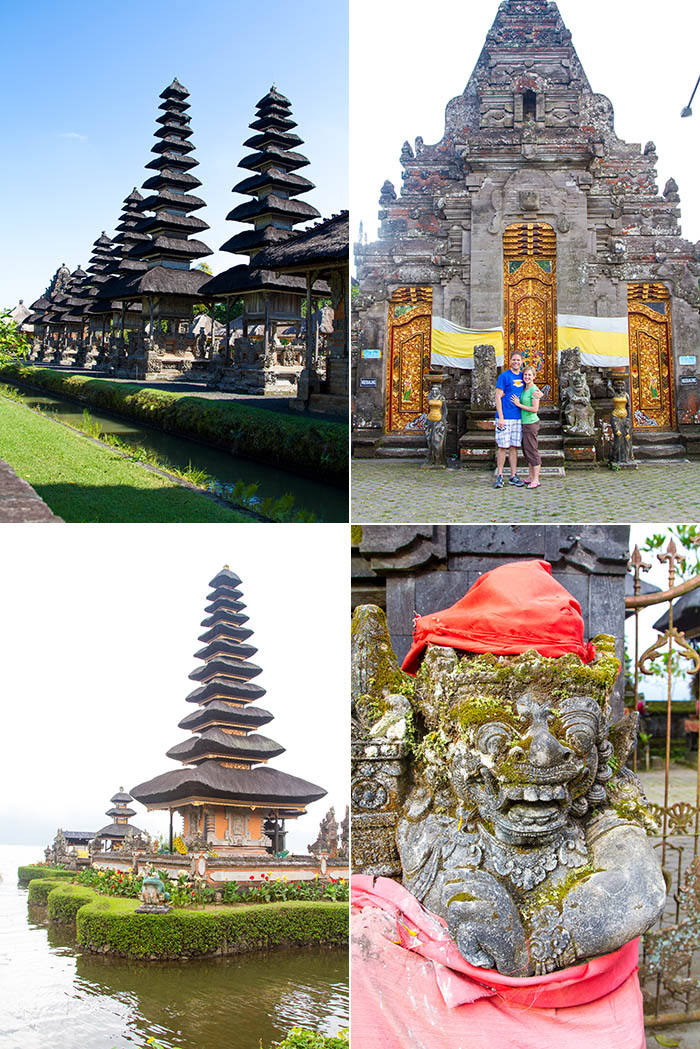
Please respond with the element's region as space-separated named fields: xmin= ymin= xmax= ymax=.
xmin=442 ymin=868 xmax=530 ymax=975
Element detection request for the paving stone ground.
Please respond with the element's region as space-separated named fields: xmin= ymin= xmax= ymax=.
xmin=0 ymin=458 xmax=62 ymax=522
xmin=351 ymin=461 xmax=700 ymax=523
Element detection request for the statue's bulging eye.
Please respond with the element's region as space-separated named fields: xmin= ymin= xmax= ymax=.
xmin=560 ymin=718 xmax=596 ymax=753
xmin=475 ymin=721 xmax=513 ymax=755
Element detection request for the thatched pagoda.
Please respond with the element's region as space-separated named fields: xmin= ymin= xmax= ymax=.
xmin=131 ymin=566 xmax=326 ymax=856
xmin=108 ymin=77 xmax=213 ymax=379
xmin=201 ymin=88 xmax=325 ymax=395
xmin=93 ymin=787 xmax=145 ymax=852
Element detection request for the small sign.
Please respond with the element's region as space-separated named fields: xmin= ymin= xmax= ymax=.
xmin=362 ymin=348 xmax=381 ymax=359
xmin=360 ymin=378 xmax=378 ymax=388
xmin=680 ymin=355 xmax=697 ymax=366
xmin=681 ymin=376 xmax=698 ymax=386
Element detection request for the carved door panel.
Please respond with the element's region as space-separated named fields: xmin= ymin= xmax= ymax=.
xmin=628 ymin=285 xmax=675 ymax=430
xmin=386 ymin=296 xmax=432 ymax=433
xmin=503 ymin=224 xmax=558 ymax=406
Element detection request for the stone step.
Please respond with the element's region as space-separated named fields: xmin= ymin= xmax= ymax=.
xmin=634 ymin=444 xmax=687 ymax=461
xmin=633 ymin=430 xmax=686 ymax=460
xmin=375 ymin=445 xmax=427 ymax=460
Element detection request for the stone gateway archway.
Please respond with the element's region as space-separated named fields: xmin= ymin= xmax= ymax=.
xmin=628 ymin=283 xmax=676 ymax=430
xmin=503 ymin=222 xmax=558 ymax=406
xmin=386 ymin=288 xmax=433 ymax=433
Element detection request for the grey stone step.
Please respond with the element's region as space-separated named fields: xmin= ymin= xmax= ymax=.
xmin=375 ymin=446 xmax=427 ymax=460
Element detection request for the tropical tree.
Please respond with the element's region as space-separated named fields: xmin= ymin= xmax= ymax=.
xmin=0 ymin=309 xmax=29 ymax=365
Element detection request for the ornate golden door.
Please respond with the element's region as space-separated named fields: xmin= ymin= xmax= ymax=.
xmin=503 ymin=223 xmax=557 ymax=406
xmin=386 ymin=288 xmax=432 ymax=433
xmin=628 ymin=283 xmax=675 ymax=430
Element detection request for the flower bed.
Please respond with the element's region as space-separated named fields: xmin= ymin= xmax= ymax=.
xmin=76 ymin=898 xmax=349 ymax=959
xmin=0 ymin=365 xmax=348 ymax=487
xmin=18 ymin=864 xmax=73 ymax=886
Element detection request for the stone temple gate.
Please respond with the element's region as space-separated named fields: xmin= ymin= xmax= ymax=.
xmin=352 ymin=0 xmax=700 ymax=467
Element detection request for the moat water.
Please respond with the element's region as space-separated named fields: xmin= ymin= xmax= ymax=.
xmin=0 ymin=846 xmax=349 ymax=1049
xmin=1 ymin=386 xmax=347 ymax=522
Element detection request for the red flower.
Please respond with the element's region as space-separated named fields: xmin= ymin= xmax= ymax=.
xmin=249 ymin=875 xmax=254 ymax=880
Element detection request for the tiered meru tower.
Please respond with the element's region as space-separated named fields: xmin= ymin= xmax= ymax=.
xmin=94 ymin=787 xmax=144 ymax=852
xmin=201 ymin=87 xmax=323 ymax=394
xmin=131 ymin=567 xmax=326 ymax=856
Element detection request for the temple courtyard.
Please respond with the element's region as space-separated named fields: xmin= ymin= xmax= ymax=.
xmin=351 ymin=460 xmax=700 ymax=523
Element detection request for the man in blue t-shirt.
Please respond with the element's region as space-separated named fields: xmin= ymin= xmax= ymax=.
xmin=494 ymin=351 xmax=526 ymax=488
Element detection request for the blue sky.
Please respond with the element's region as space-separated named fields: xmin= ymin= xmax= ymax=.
xmin=0 ymin=0 xmax=348 ymax=307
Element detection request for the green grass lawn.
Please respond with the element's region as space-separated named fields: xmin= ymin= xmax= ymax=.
xmin=0 ymin=396 xmax=255 ymax=522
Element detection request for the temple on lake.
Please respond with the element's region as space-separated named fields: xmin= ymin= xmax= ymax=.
xmin=353 ymin=0 xmax=700 ymax=465
xmin=131 ymin=566 xmax=326 ymax=855
xmin=93 ymin=787 xmax=145 ymax=852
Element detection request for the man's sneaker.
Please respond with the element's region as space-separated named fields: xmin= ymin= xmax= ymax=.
xmin=508 ymin=474 xmax=526 ymax=487
xmin=493 ymin=474 xmax=504 ymax=488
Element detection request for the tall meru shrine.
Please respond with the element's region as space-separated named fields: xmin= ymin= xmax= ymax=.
xmin=20 ymin=80 xmax=348 ymax=415
xmin=352 ymin=0 xmax=700 ymax=465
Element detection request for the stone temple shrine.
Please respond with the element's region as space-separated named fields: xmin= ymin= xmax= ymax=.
xmin=131 ymin=567 xmax=326 ymax=855
xmin=353 ymin=0 xmax=700 ymax=466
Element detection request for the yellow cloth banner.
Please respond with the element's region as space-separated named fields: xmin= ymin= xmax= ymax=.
xmin=430 ymin=317 xmax=504 ymax=370
xmin=557 ymin=315 xmax=629 ymax=368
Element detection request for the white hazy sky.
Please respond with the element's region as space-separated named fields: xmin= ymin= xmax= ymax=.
xmin=351 ymin=0 xmax=700 ymax=252
xmin=0 ymin=524 xmax=349 ymax=856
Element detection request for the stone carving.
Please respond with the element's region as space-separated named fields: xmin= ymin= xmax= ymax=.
xmin=425 ymin=376 xmax=448 ymax=468
xmin=136 ymin=867 xmax=172 ymax=913
xmin=395 ymin=637 xmax=666 ymax=976
xmin=663 ymin=178 xmax=680 ymax=203
xmin=471 ymin=345 xmax=498 ymax=410
xmin=351 ymin=605 xmax=412 ymax=877
xmin=608 ymin=375 xmax=635 ymax=465
xmin=562 ymin=368 xmax=595 ymax=436
xmin=379 ymin=180 xmax=397 ymax=206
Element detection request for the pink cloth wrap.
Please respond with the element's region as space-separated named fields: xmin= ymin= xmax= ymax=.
xmin=351 ymin=875 xmax=645 ymax=1049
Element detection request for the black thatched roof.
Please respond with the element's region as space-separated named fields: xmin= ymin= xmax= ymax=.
xmin=253 ymin=212 xmax=349 ymax=273
xmin=142 ymin=169 xmax=202 ymax=191
xmin=188 ymin=656 xmax=263 ymax=683
xmin=137 ymin=213 xmax=209 ymax=235
xmin=218 ymin=226 xmax=295 ymax=258
xmin=95 ymin=822 xmax=144 ymax=838
xmin=194 ymin=639 xmax=258 ymax=662
xmin=256 ymin=86 xmax=292 ymax=108
xmin=178 ymin=702 xmax=274 ymax=732
xmin=107 ymin=266 xmax=212 ymax=298
xmin=160 ymin=77 xmax=189 ymax=99
xmin=226 ymin=194 xmax=320 ymax=225
xmin=131 ymin=760 xmax=326 ymax=808
xmin=140 ymin=188 xmax=206 ymax=213
xmin=185 ymin=677 xmax=266 ymax=705
xmin=111 ymin=789 xmax=134 ymax=803
xmin=243 ymin=129 xmax=304 ymax=151
xmin=198 ymin=622 xmax=253 ymax=644
xmin=63 ymin=830 xmax=95 ymax=843
xmin=105 ymin=806 xmax=136 ymax=818
xmin=166 ymin=729 xmax=285 ymax=763
xmin=232 ymin=167 xmax=314 ymax=198
xmin=200 ymin=265 xmax=325 ymax=298
xmin=238 ymin=144 xmax=310 ymax=173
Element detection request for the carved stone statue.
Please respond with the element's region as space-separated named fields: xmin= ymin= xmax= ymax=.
xmin=425 ymin=376 xmax=448 ymax=468
xmin=562 ymin=369 xmax=595 ymax=436
xmin=352 ymin=566 xmax=666 ymax=979
xmin=393 ymin=641 xmax=664 ymax=977
xmin=608 ymin=376 xmax=635 ymax=466
xmin=136 ymin=867 xmax=172 ymax=913
xmin=471 ymin=345 xmax=498 ymax=411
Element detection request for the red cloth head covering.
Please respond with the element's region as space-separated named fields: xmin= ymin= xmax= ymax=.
xmin=401 ymin=560 xmax=596 ymax=675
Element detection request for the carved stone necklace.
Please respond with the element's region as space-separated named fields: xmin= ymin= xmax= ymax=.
xmin=477 ymin=822 xmax=589 ymax=892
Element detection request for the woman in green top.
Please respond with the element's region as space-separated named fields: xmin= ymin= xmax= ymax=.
xmin=510 ymin=365 xmax=543 ymax=489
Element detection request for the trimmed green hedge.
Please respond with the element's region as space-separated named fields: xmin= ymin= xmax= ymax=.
xmin=47 ymin=883 xmax=98 ymax=923
xmin=0 ymin=365 xmax=348 ymax=487
xmin=76 ymin=898 xmax=349 ymax=958
xmin=18 ymin=865 xmax=73 ymax=886
xmin=27 ymin=876 xmax=75 ymax=905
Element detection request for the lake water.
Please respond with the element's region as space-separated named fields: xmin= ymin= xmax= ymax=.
xmin=1 ymin=387 xmax=347 ymax=522
xmin=0 ymin=846 xmax=348 ymax=1049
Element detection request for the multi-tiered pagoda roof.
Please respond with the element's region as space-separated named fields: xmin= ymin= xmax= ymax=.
xmin=109 ymin=78 xmax=212 ymax=299
xmin=202 ymin=88 xmax=320 ymax=299
xmin=95 ymin=787 xmax=143 ymax=840
xmin=132 ymin=567 xmax=325 ymax=815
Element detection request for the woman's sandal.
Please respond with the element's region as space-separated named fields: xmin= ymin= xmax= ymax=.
xmin=527 ymin=482 xmax=541 ymax=489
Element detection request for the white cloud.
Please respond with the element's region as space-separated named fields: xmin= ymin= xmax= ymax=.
xmin=57 ymin=131 xmax=87 ymax=141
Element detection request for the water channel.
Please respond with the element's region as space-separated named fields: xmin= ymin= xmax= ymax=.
xmin=0 ymin=846 xmax=349 ymax=1049
xmin=1 ymin=386 xmax=348 ymax=522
